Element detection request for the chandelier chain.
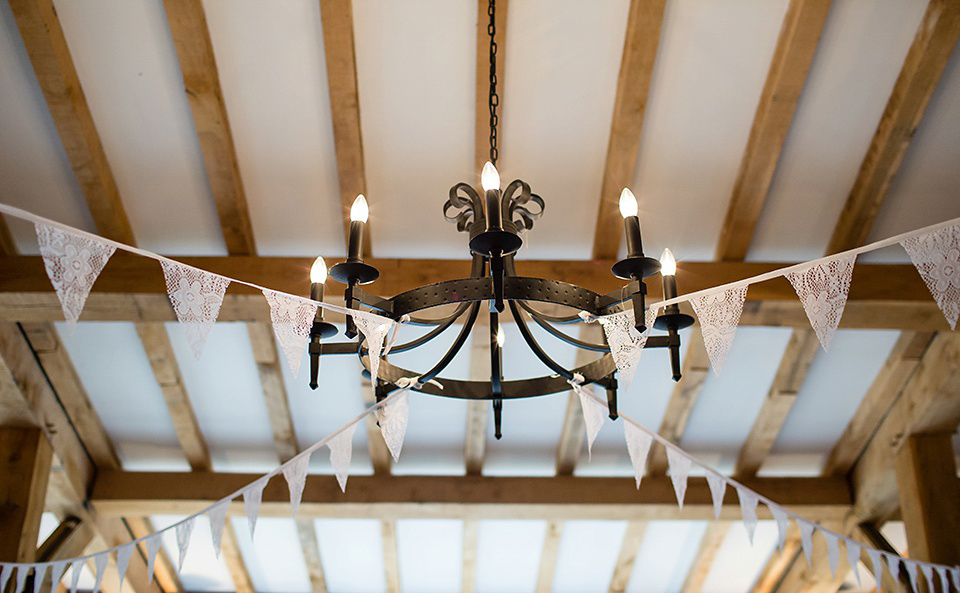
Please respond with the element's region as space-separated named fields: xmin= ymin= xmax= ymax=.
xmin=488 ymin=0 xmax=499 ymax=166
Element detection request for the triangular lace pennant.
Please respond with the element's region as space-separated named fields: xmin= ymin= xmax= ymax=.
xmin=144 ymin=533 xmax=162 ymax=582
xmin=936 ymin=566 xmax=950 ymax=593
xmin=160 ymin=260 xmax=230 ymax=359
xmin=845 ymin=540 xmax=861 ymax=587
xmin=920 ymin=563 xmax=935 ymax=593
xmin=785 ymin=254 xmax=856 ymax=351
xmin=33 ymin=564 xmax=48 ymax=593
xmin=175 ymin=518 xmax=195 ymax=572
xmin=69 ymin=560 xmax=83 ymax=593
xmin=282 ymin=454 xmax=311 ymax=515
xmin=0 ymin=565 xmax=12 ymax=593
xmin=705 ymin=472 xmax=726 ymax=520
xmin=263 ymin=289 xmax=317 ymax=377
xmin=48 ymin=561 xmax=67 ymax=593
xmin=735 ymin=488 xmax=759 ymax=544
xmin=14 ymin=564 xmax=29 ymax=593
xmin=901 ymin=223 xmax=960 ymax=330
xmin=823 ymin=531 xmax=839 ymax=578
xmin=952 ymin=566 xmax=960 ymax=592
xmin=690 ymin=286 xmax=748 ymax=375
xmin=328 ymin=423 xmax=358 ymax=493
xmin=770 ymin=504 xmax=790 ymax=553
xmin=798 ymin=520 xmax=815 ymax=568
xmin=35 ymin=223 xmax=117 ymax=331
xmin=243 ymin=477 xmax=270 ymax=538
xmin=884 ymin=553 xmax=900 ymax=585
xmin=904 ymin=560 xmax=919 ymax=593
xmin=376 ymin=392 xmax=409 ymax=462
xmin=351 ymin=312 xmax=394 ymax=394
xmin=115 ymin=544 xmax=134 ymax=593
xmin=666 ymin=447 xmax=692 ymax=509
xmin=866 ymin=548 xmax=883 ymax=592
xmin=575 ymin=385 xmax=607 ymax=460
xmin=623 ymin=422 xmax=653 ymax=489
xmin=91 ymin=553 xmax=108 ymax=593
xmin=208 ymin=500 xmax=229 ymax=558
xmin=596 ymin=306 xmax=659 ymax=387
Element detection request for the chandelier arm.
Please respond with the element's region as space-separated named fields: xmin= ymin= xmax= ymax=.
xmin=416 ymin=300 xmax=482 ymax=385
xmin=382 ymin=303 xmax=475 ymax=354
xmin=512 ymin=302 xmax=584 ymax=324
xmin=507 ymin=300 xmax=575 ymax=381
xmin=521 ymin=305 xmax=610 ymax=353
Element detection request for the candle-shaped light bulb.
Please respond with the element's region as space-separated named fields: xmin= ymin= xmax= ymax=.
xmin=310 ymin=256 xmax=328 ymax=284
xmin=659 ymin=248 xmax=676 ymax=276
xmin=481 ymin=161 xmax=500 ymax=191
xmin=619 ymin=188 xmax=638 ymax=218
xmin=496 ymin=325 xmax=506 ymax=348
xmin=350 ymin=194 xmax=369 ymax=222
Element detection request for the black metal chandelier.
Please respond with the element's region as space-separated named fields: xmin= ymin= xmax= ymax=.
xmin=305 ymin=0 xmax=694 ymax=439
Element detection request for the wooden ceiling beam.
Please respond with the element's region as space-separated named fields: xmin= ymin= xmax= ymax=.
xmin=296 ymin=520 xmax=329 ymax=593
xmin=715 ymin=0 xmax=832 ymax=260
xmin=534 ymin=521 xmax=562 ymax=593
xmin=247 ymin=323 xmax=299 ymax=463
xmin=826 ymin=0 xmax=960 ymax=254
xmin=607 ymin=521 xmax=646 ymax=593
xmin=679 ymin=523 xmax=731 ymax=593
xmin=0 ymin=427 xmax=52 ymax=562
xmin=464 ymin=328 xmax=489 ymax=475
xmin=220 ymin=522 xmax=256 ymax=593
xmin=320 ymin=0 xmax=371 ymax=257
xmin=769 ymin=521 xmax=845 ymax=593
xmin=748 ymin=524 xmax=802 ymax=593
xmin=162 ymin=0 xmax=256 ymax=256
xmin=461 ymin=519 xmax=478 ymax=593
xmin=592 ymin=0 xmax=668 ymax=259
xmin=381 ymin=520 xmax=401 ymax=593
xmin=8 ymin=0 xmax=135 ymax=245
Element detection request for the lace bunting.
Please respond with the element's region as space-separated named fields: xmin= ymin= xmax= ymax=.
xmin=282 ymin=454 xmax=311 ymax=516
xmin=786 ymin=254 xmax=856 ymax=351
xmin=263 ymin=289 xmax=318 ymax=377
xmin=160 ymin=261 xmax=230 ymax=359
xmin=770 ymin=505 xmax=789 ymax=553
xmin=706 ymin=472 xmax=726 ymax=520
xmin=144 ymin=534 xmax=162 ymax=582
xmin=799 ymin=520 xmax=815 ymax=567
xmin=623 ymin=422 xmax=653 ymax=489
xmin=69 ymin=560 xmax=82 ymax=593
xmin=243 ymin=477 xmax=269 ymax=538
xmin=31 ymin=564 xmax=46 ymax=593
xmin=175 ymin=518 xmax=195 ymax=572
xmin=208 ymin=500 xmax=230 ymax=557
xmin=574 ymin=383 xmax=607 ymax=460
xmin=866 ymin=548 xmax=883 ymax=591
xmin=15 ymin=564 xmax=28 ymax=593
xmin=846 ymin=540 xmax=861 ymax=586
xmin=690 ymin=286 xmax=748 ymax=374
xmin=597 ymin=306 xmax=659 ymax=387
xmin=328 ymin=423 xmax=358 ymax=492
xmin=736 ymin=488 xmax=759 ymax=544
xmin=35 ymin=223 xmax=117 ymax=330
xmin=377 ymin=391 xmax=409 ymax=462
xmin=91 ymin=553 xmax=107 ymax=593
xmin=351 ymin=312 xmax=394 ymax=395
xmin=48 ymin=562 xmax=68 ymax=593
xmin=666 ymin=447 xmax=692 ymax=509
xmin=115 ymin=544 xmax=134 ymax=593
xmin=901 ymin=223 xmax=960 ymax=329
xmin=824 ymin=531 xmax=839 ymax=578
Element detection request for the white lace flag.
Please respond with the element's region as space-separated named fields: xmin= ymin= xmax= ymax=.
xmin=175 ymin=518 xmax=195 ymax=572
xmin=786 ymin=255 xmax=855 ymax=351
xmin=328 ymin=423 xmax=358 ymax=493
xmin=35 ymin=223 xmax=117 ymax=331
xmin=770 ymin=504 xmax=790 ymax=553
xmin=952 ymin=567 xmax=960 ymax=592
xmin=0 ymin=565 xmax=11 ymax=593
xmin=690 ymin=286 xmax=748 ymax=374
xmin=351 ymin=312 xmax=394 ymax=393
xmin=243 ymin=477 xmax=270 ymax=538
xmin=32 ymin=564 xmax=48 ymax=593
xmin=866 ymin=548 xmax=883 ymax=592
xmin=263 ymin=289 xmax=317 ymax=377
xmin=936 ymin=566 xmax=951 ymax=593
xmin=623 ymin=422 xmax=653 ymax=489
xmin=596 ymin=306 xmax=659 ymax=386
xmin=282 ymin=454 xmax=311 ymax=516
xmin=48 ymin=561 xmax=67 ymax=593
xmin=901 ymin=223 xmax=960 ymax=329
xmin=91 ymin=553 xmax=107 ymax=593
xmin=798 ymin=520 xmax=815 ymax=568
xmin=705 ymin=472 xmax=726 ymax=520
xmin=884 ymin=553 xmax=901 ymax=584
xmin=144 ymin=534 xmax=162 ymax=582
xmin=920 ymin=563 xmax=935 ymax=593
xmin=576 ymin=385 xmax=607 ymax=460
xmin=377 ymin=392 xmax=409 ymax=462
xmin=823 ymin=531 xmax=839 ymax=578
xmin=666 ymin=448 xmax=692 ymax=509
xmin=116 ymin=544 xmax=134 ymax=593
xmin=14 ymin=565 xmax=28 ymax=593
xmin=904 ymin=560 xmax=919 ymax=593
xmin=160 ymin=261 xmax=230 ymax=359
xmin=208 ymin=500 xmax=230 ymax=557
xmin=845 ymin=540 xmax=861 ymax=586
xmin=69 ymin=560 xmax=82 ymax=593
xmin=736 ymin=488 xmax=759 ymax=544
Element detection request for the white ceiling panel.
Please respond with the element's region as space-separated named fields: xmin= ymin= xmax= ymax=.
xmin=201 ymin=0 xmax=345 ymax=257
xmin=552 ymin=520 xmax=628 ymax=593
xmin=396 ymin=519 xmax=463 ymax=593
xmin=475 ymin=519 xmax=546 ymax=593
xmin=314 ymin=519 xmax=387 ymax=593
xmin=700 ymin=521 xmax=779 ymax=593
xmin=229 ymin=517 xmax=311 ymax=593
xmin=748 ymin=0 xmax=930 ymax=262
xmin=55 ymin=321 xmax=188 ymax=471
xmin=626 ymin=520 xmax=708 ymax=593
xmin=152 ymin=514 xmax=234 ymax=592
xmin=630 ymin=0 xmax=789 ymax=261
xmin=352 ymin=0 xmax=475 ymax=259
xmin=681 ymin=327 xmax=794 ymax=471
xmin=52 ymin=0 xmax=225 ymax=255
xmin=0 ymin=1 xmax=94 ymax=254
xmin=165 ymin=322 xmax=278 ymax=471
xmin=500 ymin=0 xmax=630 ymax=260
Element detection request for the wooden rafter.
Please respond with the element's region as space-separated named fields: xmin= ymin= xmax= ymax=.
xmin=770 ymin=521 xmax=846 ymax=593
xmin=895 ymin=434 xmax=960 ymax=564
xmin=826 ymin=0 xmax=960 ymax=254
xmin=748 ymin=524 xmax=801 ymax=593
xmin=381 ymin=520 xmax=401 ymax=593
xmin=464 ymin=328 xmax=489 ymax=475
xmin=247 ymin=323 xmax=299 ymax=462
xmin=474 ymin=0 xmax=507 ymax=175
xmin=320 ymin=0 xmax=371 ymax=256
xmin=679 ymin=523 xmax=731 ymax=593
xmin=0 ymin=427 xmax=52 ymax=562
xmin=607 ymin=521 xmax=646 ymax=593
xmin=296 ymin=520 xmax=329 ymax=593
xmin=461 ymin=519 xmax=478 ymax=593
xmin=715 ymin=0 xmax=832 ymax=260
xmin=8 ymin=0 xmax=135 ymax=245
xmin=125 ymin=518 xmax=183 ymax=593
xmin=162 ymin=0 xmax=256 ymax=256
xmin=592 ymin=0 xmax=668 ymax=259
xmin=534 ymin=521 xmax=562 ymax=593
xmin=221 ymin=522 xmax=256 ymax=593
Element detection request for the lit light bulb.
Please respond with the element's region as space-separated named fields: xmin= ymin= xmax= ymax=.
xmin=310 ymin=256 xmax=327 ymax=283
xmin=496 ymin=325 xmax=506 ymax=348
xmin=350 ymin=194 xmax=369 ymax=222
xmin=481 ymin=161 xmax=500 ymax=191
xmin=660 ymin=248 xmax=676 ymax=276
xmin=619 ymin=188 xmax=638 ymax=218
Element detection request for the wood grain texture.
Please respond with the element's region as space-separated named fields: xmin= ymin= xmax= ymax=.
xmin=296 ymin=520 xmax=328 ymax=593
xmin=162 ymin=0 xmax=256 ymax=256
xmin=462 ymin=519 xmax=478 ymax=593
xmin=381 ymin=520 xmax=400 ymax=593
xmin=895 ymin=434 xmax=960 ymax=564
xmin=715 ymin=0 xmax=832 ymax=260
xmin=221 ymin=522 xmax=255 ymax=593
xmin=826 ymin=0 xmax=960 ymax=254
xmin=248 ymin=323 xmax=299 ymax=462
xmin=679 ymin=522 xmax=731 ymax=593
xmin=535 ymin=521 xmax=562 ymax=593
xmin=0 ymin=427 xmax=52 ymax=562
xmin=607 ymin=521 xmax=646 ymax=593
xmin=593 ymin=0 xmax=668 ymax=259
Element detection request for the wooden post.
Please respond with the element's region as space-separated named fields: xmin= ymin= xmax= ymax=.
xmin=0 ymin=427 xmax=53 ymax=562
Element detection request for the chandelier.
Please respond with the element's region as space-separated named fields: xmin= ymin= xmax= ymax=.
xmin=305 ymin=0 xmax=694 ymax=439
